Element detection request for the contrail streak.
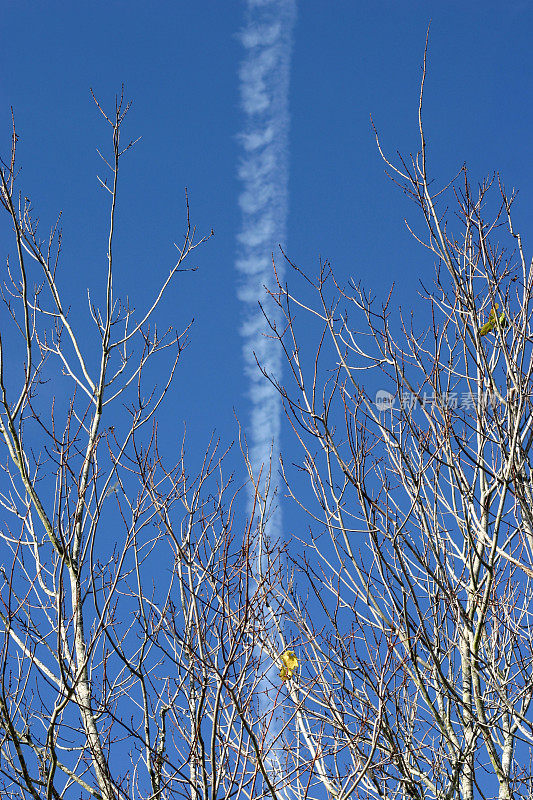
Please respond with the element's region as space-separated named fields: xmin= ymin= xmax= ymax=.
xmin=236 ymin=0 xmax=295 ymax=537
xmin=236 ymin=0 xmax=296 ymax=784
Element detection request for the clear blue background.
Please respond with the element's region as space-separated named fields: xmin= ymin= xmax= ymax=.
xmin=1 ymin=0 xmax=532 ymax=521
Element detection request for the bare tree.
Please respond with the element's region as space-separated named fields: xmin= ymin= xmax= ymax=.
xmin=0 ymin=92 xmax=292 ymax=800
xmin=257 ymin=47 xmax=533 ymax=800
xmin=5 ymin=48 xmax=533 ymax=800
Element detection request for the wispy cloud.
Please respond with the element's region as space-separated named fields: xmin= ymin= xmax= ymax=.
xmin=236 ymin=0 xmax=296 ymax=543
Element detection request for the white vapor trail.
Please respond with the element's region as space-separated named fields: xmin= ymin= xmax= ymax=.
xmin=236 ymin=0 xmax=296 ymax=784
xmin=236 ymin=0 xmax=296 ymax=543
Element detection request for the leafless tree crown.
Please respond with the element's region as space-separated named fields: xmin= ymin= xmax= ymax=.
xmin=2 ymin=54 xmax=533 ymax=800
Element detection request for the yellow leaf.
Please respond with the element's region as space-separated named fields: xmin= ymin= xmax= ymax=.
xmin=479 ymin=305 xmax=507 ymax=337
xmin=478 ymin=319 xmax=495 ymax=336
xmin=279 ymin=650 xmax=298 ymax=681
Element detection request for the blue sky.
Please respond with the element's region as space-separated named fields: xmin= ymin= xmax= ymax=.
xmin=2 ymin=0 xmax=533 ymax=523
xmin=2 ymin=3 xmax=533 ymax=795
